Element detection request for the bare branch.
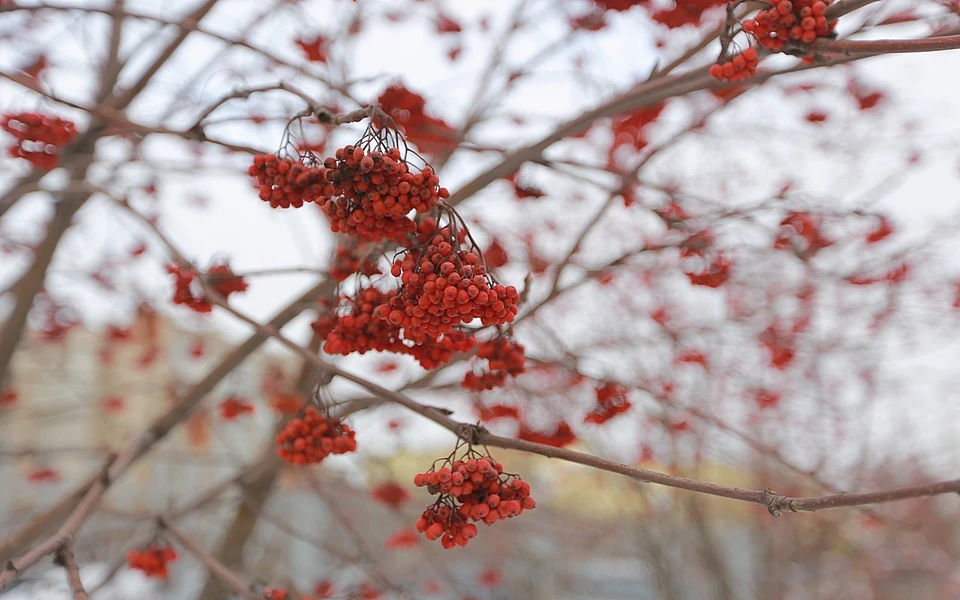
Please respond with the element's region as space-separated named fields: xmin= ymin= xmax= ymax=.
xmin=54 ymin=545 xmax=88 ymax=600
xmin=160 ymin=520 xmax=260 ymax=600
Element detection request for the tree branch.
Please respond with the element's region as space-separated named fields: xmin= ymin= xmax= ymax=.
xmin=53 ymin=545 xmax=88 ymax=600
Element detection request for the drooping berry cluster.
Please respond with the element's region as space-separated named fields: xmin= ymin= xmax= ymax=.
xmin=709 ymin=48 xmax=760 ymax=82
xmin=584 ymin=382 xmax=633 ymax=424
xmin=319 ymin=145 xmax=448 ymax=242
xmin=1 ymin=113 xmax=78 ymax=170
xmin=275 ymin=405 xmax=357 ymax=465
xmin=127 ymin=545 xmax=177 ymax=579
xmin=321 ymin=288 xmax=405 ymax=356
xmin=331 ymin=241 xmax=382 ymax=281
xmin=248 ymin=154 xmax=332 ymax=209
xmin=462 ymin=338 xmax=526 ymax=391
xmin=166 ymin=263 xmax=248 ymax=313
xmin=405 ymin=328 xmax=475 ymax=370
xmin=414 ymin=449 xmax=535 ymax=549
xmin=742 ymin=0 xmax=835 ymax=51
xmin=378 ymin=217 xmax=520 ymax=341
xmin=315 ymin=288 xmax=477 ymax=370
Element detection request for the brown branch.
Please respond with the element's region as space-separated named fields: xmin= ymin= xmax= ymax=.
xmin=810 ymin=34 xmax=960 ymax=55
xmin=95 ymin=0 xmax=125 ymax=103
xmin=53 ymin=545 xmax=88 ymax=600
xmin=302 ymin=473 xmax=409 ymax=598
xmin=105 ymin=0 xmax=222 ymax=111
xmin=160 ymin=520 xmax=260 ymax=600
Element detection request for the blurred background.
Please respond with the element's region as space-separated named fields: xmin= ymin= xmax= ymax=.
xmin=2 ymin=0 xmax=960 ymax=598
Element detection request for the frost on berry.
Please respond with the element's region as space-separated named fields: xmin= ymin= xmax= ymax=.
xmin=709 ymin=48 xmax=759 ymax=82
xmin=319 ymin=140 xmax=448 ymax=242
xmin=462 ymin=338 xmax=526 ymax=391
xmin=166 ymin=262 xmax=248 ymax=313
xmin=248 ymin=153 xmax=332 ymax=209
xmin=773 ymin=211 xmax=833 ymax=258
xmin=1 ymin=112 xmax=78 ymax=170
xmin=275 ymin=405 xmax=357 ymax=465
xmin=684 ymin=251 xmax=732 ymax=288
xmin=379 ymin=215 xmax=520 ymax=342
xmin=584 ymin=382 xmax=633 ymax=424
xmin=741 ymin=0 xmax=836 ymax=52
xmin=127 ymin=545 xmax=177 ymax=579
xmin=414 ymin=446 xmax=535 ymax=549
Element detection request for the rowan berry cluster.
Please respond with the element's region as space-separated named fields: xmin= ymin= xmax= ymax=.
xmin=248 ymin=154 xmax=332 ymax=209
xmin=319 ymin=145 xmax=448 ymax=242
xmin=584 ymin=382 xmax=633 ymax=424
xmin=742 ymin=0 xmax=835 ymax=51
xmin=462 ymin=338 xmax=526 ymax=391
xmin=315 ymin=288 xmax=476 ymax=369
xmin=709 ymin=48 xmax=759 ymax=82
xmin=774 ymin=211 xmax=833 ymax=257
xmin=405 ymin=328 xmax=475 ymax=370
xmin=330 ymin=242 xmax=381 ymax=282
xmin=262 ymin=588 xmax=289 ymax=600
xmin=276 ymin=406 xmax=357 ymax=465
xmin=378 ymin=218 xmax=520 ymax=342
xmin=321 ymin=288 xmax=405 ymax=357
xmin=1 ymin=112 xmax=78 ymax=170
xmin=414 ymin=449 xmax=535 ymax=549
xmin=127 ymin=545 xmax=177 ymax=579
xmin=166 ymin=263 xmax=248 ymax=313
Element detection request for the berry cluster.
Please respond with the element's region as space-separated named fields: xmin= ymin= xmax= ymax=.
xmin=709 ymin=48 xmax=760 ymax=82
xmin=166 ymin=263 xmax=248 ymax=313
xmin=322 ymin=288 xmax=405 ymax=356
xmin=462 ymin=338 xmax=526 ymax=391
xmin=414 ymin=450 xmax=535 ymax=549
xmin=248 ymin=154 xmax=331 ymax=209
xmin=405 ymin=328 xmax=475 ymax=370
xmin=331 ymin=242 xmax=382 ymax=281
xmin=275 ymin=406 xmax=357 ymax=465
xmin=320 ymin=146 xmax=448 ymax=242
xmin=1 ymin=113 xmax=78 ymax=170
xmin=262 ymin=588 xmax=289 ymax=600
xmin=584 ymin=382 xmax=633 ymax=424
xmin=742 ymin=0 xmax=835 ymax=51
xmin=378 ymin=218 xmax=520 ymax=341
xmin=127 ymin=546 xmax=177 ymax=579
xmin=316 ymin=288 xmax=477 ymax=370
